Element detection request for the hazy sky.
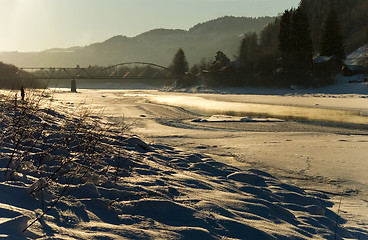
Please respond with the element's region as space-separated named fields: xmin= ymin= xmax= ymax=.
xmin=0 ymin=0 xmax=300 ymax=52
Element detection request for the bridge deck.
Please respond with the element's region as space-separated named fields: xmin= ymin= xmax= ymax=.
xmin=11 ymin=62 xmax=176 ymax=81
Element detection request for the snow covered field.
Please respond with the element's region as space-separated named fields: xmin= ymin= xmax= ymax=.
xmin=1 ymin=80 xmax=368 ymax=239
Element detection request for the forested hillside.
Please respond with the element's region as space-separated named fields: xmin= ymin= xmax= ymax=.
xmin=0 ymin=16 xmax=274 ymax=68
xmin=193 ymin=0 xmax=368 ymax=88
xmin=300 ymin=0 xmax=368 ymax=54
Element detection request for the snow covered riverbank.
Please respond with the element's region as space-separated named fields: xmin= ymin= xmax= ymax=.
xmin=1 ymin=89 xmax=367 ymax=239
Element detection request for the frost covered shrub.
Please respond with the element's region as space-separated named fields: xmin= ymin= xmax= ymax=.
xmin=0 ymin=90 xmax=133 ymax=222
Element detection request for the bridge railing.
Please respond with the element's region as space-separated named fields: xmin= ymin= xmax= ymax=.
xmin=7 ymin=62 xmax=178 ymax=91
xmin=15 ymin=62 xmax=175 ymax=80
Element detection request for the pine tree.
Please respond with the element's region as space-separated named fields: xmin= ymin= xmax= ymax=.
xmin=280 ymin=11 xmax=313 ymax=58
xmin=279 ymin=10 xmax=292 ymax=53
xmin=278 ymin=7 xmax=313 ymax=85
xmin=169 ymin=48 xmax=189 ymax=78
xmin=259 ymin=19 xmax=280 ymax=56
xmin=238 ymin=32 xmax=259 ymax=65
xmin=292 ymin=8 xmax=313 ymax=69
xmin=279 ymin=8 xmax=313 ymax=58
xmin=320 ymin=9 xmax=345 ymax=60
xmin=212 ymin=51 xmax=230 ymax=70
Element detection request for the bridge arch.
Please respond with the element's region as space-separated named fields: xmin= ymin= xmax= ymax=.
xmin=97 ymin=62 xmax=172 ymax=79
xmin=103 ymin=62 xmax=169 ymax=71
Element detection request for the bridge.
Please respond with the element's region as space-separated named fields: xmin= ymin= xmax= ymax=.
xmin=12 ymin=62 xmax=177 ymax=91
xmin=16 ymin=62 xmax=174 ymax=80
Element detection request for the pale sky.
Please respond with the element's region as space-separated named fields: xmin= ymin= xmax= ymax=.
xmin=0 ymin=0 xmax=300 ymax=52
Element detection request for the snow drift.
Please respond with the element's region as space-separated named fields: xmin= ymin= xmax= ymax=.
xmin=0 ymin=90 xmax=366 ymax=239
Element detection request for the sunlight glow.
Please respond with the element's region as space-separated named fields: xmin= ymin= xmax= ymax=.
xmin=0 ymin=0 xmax=299 ymax=52
xmin=149 ymin=95 xmax=368 ymax=125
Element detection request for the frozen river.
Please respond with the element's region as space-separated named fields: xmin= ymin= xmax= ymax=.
xmin=149 ymin=94 xmax=368 ymax=125
xmin=50 ymin=89 xmax=368 ymax=230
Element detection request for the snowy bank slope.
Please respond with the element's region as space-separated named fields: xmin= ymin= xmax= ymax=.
xmin=0 ymin=91 xmax=366 ymax=239
xmin=346 ymin=44 xmax=368 ymax=66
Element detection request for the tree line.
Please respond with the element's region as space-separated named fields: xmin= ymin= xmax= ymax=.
xmin=300 ymin=0 xmax=368 ymax=54
xmin=2 ymin=0 xmax=364 ymax=90
xmin=169 ymin=2 xmax=351 ymax=89
xmin=0 ymin=62 xmax=47 ymax=89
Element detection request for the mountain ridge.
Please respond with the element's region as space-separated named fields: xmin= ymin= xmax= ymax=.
xmin=0 ymin=16 xmax=275 ymax=68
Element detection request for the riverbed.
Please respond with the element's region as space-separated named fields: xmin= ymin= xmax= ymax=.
xmin=49 ymin=88 xmax=368 ymax=231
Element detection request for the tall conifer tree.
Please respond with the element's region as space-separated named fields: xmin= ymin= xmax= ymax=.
xmin=278 ymin=7 xmax=313 ymax=85
xmin=279 ymin=10 xmax=292 ymax=54
xmin=292 ymin=8 xmax=313 ymax=70
xmin=238 ymin=32 xmax=259 ymax=65
xmin=169 ymin=48 xmax=189 ymax=78
xmin=320 ymin=9 xmax=345 ymax=60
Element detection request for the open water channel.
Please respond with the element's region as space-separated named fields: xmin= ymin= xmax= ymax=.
xmin=149 ymin=94 xmax=368 ymax=125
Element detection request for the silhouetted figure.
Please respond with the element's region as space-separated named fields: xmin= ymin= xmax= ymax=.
xmin=21 ymin=86 xmax=25 ymax=101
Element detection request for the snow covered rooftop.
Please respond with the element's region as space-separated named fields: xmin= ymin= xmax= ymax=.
xmin=313 ymin=55 xmax=336 ymax=63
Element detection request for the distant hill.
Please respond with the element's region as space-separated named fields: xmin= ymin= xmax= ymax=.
xmin=0 ymin=16 xmax=274 ymax=68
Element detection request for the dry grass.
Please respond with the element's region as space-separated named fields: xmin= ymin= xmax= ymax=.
xmin=0 ymin=89 xmax=135 ymax=231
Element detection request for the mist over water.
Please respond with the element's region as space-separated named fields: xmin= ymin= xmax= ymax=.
xmin=150 ymin=95 xmax=368 ymax=125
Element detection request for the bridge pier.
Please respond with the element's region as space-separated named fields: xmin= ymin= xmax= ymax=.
xmin=71 ymin=79 xmax=77 ymax=92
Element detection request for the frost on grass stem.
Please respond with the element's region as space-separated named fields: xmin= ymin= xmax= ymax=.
xmin=0 ymin=90 xmax=134 ymax=231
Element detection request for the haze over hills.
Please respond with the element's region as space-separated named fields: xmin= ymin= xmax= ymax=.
xmin=0 ymin=16 xmax=274 ymax=68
